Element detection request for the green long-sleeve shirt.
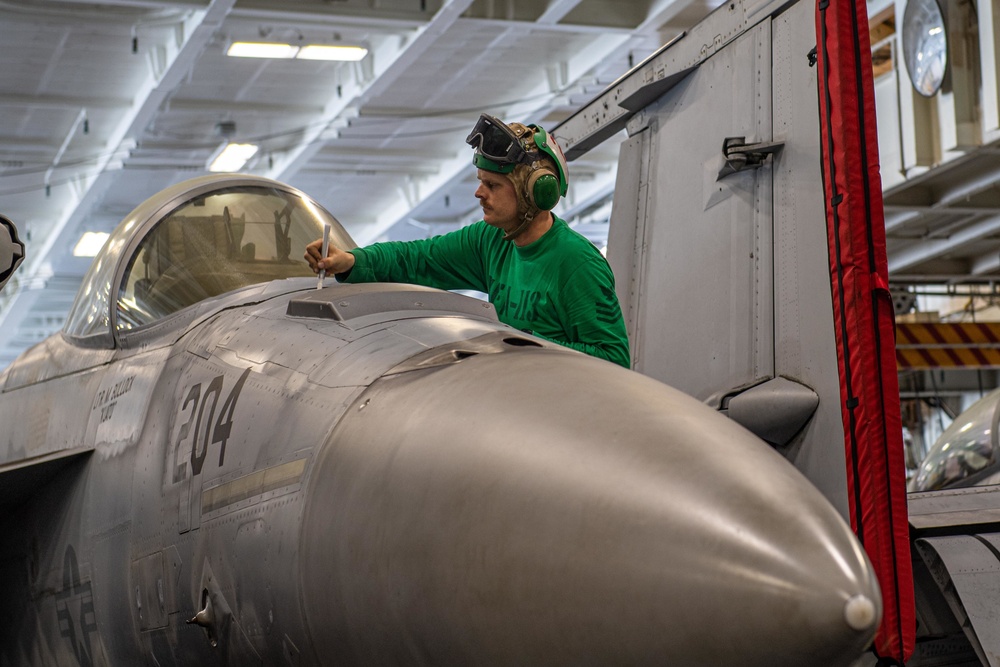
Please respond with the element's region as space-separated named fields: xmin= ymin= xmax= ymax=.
xmin=341 ymin=217 xmax=631 ymax=368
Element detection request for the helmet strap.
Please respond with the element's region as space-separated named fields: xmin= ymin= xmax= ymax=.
xmin=503 ymin=207 xmax=538 ymax=242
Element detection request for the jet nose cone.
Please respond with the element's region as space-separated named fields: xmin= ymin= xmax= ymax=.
xmin=301 ymin=349 xmax=879 ymax=665
xmin=845 ymin=594 xmax=879 ymax=631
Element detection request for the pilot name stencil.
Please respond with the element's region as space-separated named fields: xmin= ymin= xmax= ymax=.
xmin=91 ymin=351 xmax=170 ymax=454
xmin=92 ymin=375 xmax=135 ymax=423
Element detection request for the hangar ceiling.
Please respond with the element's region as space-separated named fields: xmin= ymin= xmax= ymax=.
xmin=2 ymin=0 xmax=1000 ymax=368
xmin=0 ymin=0 xmax=706 ymax=365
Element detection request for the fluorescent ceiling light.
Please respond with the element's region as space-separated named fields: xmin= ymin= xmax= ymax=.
xmin=227 ymin=42 xmax=299 ymax=59
xmin=208 ymin=143 xmax=259 ymax=172
xmin=297 ymin=45 xmax=368 ymax=61
xmin=73 ymin=232 xmax=109 ymax=257
xmin=227 ymin=42 xmax=368 ymax=61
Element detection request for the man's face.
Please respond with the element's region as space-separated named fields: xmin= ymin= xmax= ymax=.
xmin=475 ymin=169 xmax=519 ymax=230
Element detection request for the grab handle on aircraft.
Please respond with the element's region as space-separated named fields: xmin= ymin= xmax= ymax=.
xmin=717 ymin=136 xmax=785 ymax=180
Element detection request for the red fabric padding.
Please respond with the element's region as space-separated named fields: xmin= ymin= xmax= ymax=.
xmin=815 ymin=0 xmax=915 ymax=661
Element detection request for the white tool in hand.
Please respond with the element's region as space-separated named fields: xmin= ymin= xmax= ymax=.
xmin=317 ymin=223 xmax=331 ymax=290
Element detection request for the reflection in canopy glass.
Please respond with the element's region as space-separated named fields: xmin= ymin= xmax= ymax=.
xmin=116 ymin=187 xmax=349 ymax=331
xmin=62 ymin=178 xmax=354 ymax=343
xmin=910 ymin=388 xmax=1000 ymax=491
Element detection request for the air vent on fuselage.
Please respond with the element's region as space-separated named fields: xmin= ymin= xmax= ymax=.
xmin=385 ymin=332 xmax=544 ymax=374
xmin=287 ymin=283 xmax=498 ymax=327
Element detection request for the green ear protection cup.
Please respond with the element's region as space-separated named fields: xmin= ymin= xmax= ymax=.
xmin=526 ymin=170 xmax=561 ymax=211
xmin=525 ymin=125 xmax=569 ymax=210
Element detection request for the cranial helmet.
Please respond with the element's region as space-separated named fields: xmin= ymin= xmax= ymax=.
xmin=466 ymin=114 xmax=569 ymax=213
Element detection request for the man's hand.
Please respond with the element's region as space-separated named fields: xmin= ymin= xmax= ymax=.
xmin=304 ymin=238 xmax=356 ymax=275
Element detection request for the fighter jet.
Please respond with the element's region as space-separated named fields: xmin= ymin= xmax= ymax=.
xmin=909 ymin=388 xmax=1000 ymax=492
xmin=0 ymin=174 xmax=880 ymax=665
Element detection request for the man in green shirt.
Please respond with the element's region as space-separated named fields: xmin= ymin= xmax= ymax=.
xmin=304 ymin=114 xmax=631 ymax=368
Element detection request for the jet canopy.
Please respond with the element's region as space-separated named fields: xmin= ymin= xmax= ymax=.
xmin=63 ymin=175 xmax=355 ymax=345
xmin=911 ymin=387 xmax=1000 ymax=491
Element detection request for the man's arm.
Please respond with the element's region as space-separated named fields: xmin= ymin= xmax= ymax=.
xmin=327 ymin=226 xmax=491 ymax=292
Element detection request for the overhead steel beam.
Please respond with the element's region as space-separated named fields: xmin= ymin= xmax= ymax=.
xmin=882 ymin=209 xmax=924 ymax=233
xmin=234 ymin=0 xmax=439 ymax=25
xmin=308 ymin=145 xmax=460 ymax=163
xmin=882 ymin=151 xmax=984 ymax=206
xmin=642 ymin=0 xmax=721 ymax=30
xmin=454 ymin=16 xmax=634 ymax=35
xmin=888 ymin=215 xmax=1000 ymax=273
xmin=0 ymin=0 xmax=190 ymax=25
xmin=296 ymin=163 xmax=442 ymax=175
xmin=0 ymin=93 xmax=133 ymax=110
xmin=34 ymin=0 xmax=203 ymax=7
xmin=321 ymin=149 xmax=461 ymax=163
xmin=0 ymin=138 xmax=70 ymax=153
xmin=559 ymin=171 xmax=617 ymax=223
xmin=358 ymin=107 xmax=487 ymax=121
xmin=163 ymin=98 xmax=324 ymax=116
xmin=934 ymin=165 xmax=1000 ymax=209
xmin=968 ymin=250 xmax=1000 ymax=276
xmin=538 ymin=0 xmax=584 ymax=24
xmin=885 ymin=205 xmax=1000 ymax=217
xmin=230 ymin=6 xmax=423 ymax=30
